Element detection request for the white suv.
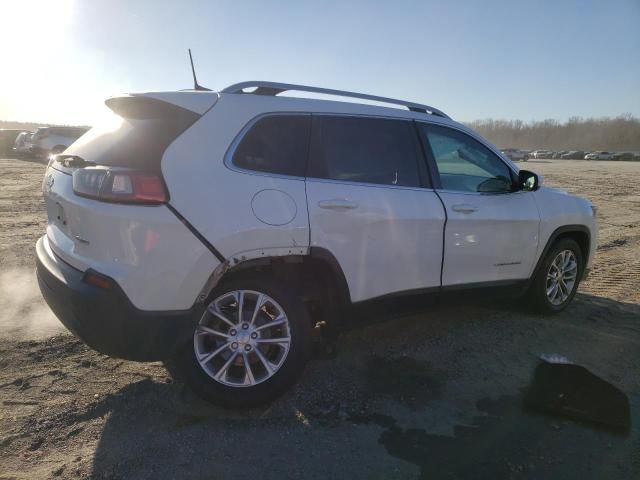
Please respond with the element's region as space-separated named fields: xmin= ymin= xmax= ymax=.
xmin=30 ymin=126 xmax=89 ymax=158
xmin=36 ymin=82 xmax=597 ymax=407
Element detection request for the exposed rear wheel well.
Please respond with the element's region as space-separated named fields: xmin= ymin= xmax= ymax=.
xmin=217 ymin=251 xmax=350 ymax=329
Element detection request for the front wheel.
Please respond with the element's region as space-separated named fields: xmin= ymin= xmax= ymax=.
xmin=172 ymin=274 xmax=312 ymax=408
xmin=529 ymin=238 xmax=583 ymax=314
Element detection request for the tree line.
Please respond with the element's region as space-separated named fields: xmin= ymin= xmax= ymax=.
xmin=4 ymin=115 xmax=640 ymax=152
xmin=465 ymin=115 xmax=640 ymax=151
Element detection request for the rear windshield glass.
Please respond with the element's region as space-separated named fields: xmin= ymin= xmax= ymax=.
xmin=65 ymin=98 xmax=200 ymax=172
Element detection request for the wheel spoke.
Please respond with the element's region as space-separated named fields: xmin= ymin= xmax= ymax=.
xmin=558 ymin=279 xmax=567 ymax=297
xmin=554 ymin=254 xmax=563 ymax=270
xmin=199 ymin=342 xmax=230 ymax=364
xmin=214 ymin=351 xmax=238 ymax=381
xmin=254 ymin=347 xmax=275 ymax=374
xmin=235 ymin=291 xmax=245 ymax=324
xmin=256 ymin=337 xmax=290 ymax=344
xmin=255 ymin=316 xmax=287 ymax=331
xmin=197 ymin=326 xmax=230 ymax=339
xmin=564 ymin=261 xmax=577 ymax=274
xmin=547 ymin=282 xmax=557 ymax=297
xmin=249 ymin=294 xmax=265 ymax=326
xmin=207 ymin=304 xmax=235 ymax=328
xmin=243 ymin=353 xmax=256 ymax=385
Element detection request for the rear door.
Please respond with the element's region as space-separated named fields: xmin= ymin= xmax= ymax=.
xmin=305 ymin=115 xmax=446 ymax=302
xmin=418 ymin=123 xmax=540 ymax=286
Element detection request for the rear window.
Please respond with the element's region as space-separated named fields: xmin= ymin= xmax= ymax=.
xmin=308 ymin=116 xmax=421 ymax=187
xmin=64 ymin=97 xmax=200 ymax=172
xmin=232 ymin=115 xmax=311 ymax=177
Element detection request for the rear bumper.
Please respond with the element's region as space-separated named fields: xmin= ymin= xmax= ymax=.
xmin=36 ymin=236 xmax=198 ymax=361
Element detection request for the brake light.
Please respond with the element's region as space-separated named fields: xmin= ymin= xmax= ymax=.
xmin=72 ymin=169 xmax=167 ymax=204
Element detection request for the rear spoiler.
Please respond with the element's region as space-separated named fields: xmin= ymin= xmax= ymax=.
xmin=105 ymin=91 xmax=219 ymax=119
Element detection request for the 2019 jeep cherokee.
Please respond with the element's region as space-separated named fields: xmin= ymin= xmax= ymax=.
xmin=36 ymin=82 xmax=597 ymax=407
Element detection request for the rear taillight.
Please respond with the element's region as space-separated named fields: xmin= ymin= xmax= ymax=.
xmin=72 ymin=169 xmax=167 ymax=204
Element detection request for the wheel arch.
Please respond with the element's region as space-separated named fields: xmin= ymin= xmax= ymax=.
xmin=531 ymin=225 xmax=591 ymax=281
xmin=198 ymin=247 xmax=351 ymax=327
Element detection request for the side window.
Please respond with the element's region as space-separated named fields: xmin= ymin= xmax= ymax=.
xmin=420 ymin=124 xmax=514 ymax=193
xmin=308 ymin=116 xmax=421 ymax=187
xmin=232 ymin=115 xmax=311 ymax=177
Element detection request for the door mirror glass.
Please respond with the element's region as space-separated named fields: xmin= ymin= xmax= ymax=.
xmin=519 ymin=170 xmax=541 ymax=191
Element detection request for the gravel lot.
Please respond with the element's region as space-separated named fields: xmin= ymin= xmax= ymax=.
xmin=0 ymin=158 xmax=638 ymax=479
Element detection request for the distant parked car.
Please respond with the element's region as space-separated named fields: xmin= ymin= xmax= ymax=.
xmin=0 ymin=129 xmax=24 ymax=157
xmin=12 ymin=131 xmax=34 ymax=157
xmin=584 ymin=151 xmax=615 ymax=160
xmin=500 ymin=148 xmax=528 ymax=161
xmin=611 ymin=152 xmax=634 ymax=161
xmin=560 ymin=151 xmax=586 ymax=159
xmin=552 ymin=150 xmax=568 ymax=159
xmin=529 ymin=150 xmax=553 ymax=159
xmin=30 ymin=126 xmax=89 ymax=159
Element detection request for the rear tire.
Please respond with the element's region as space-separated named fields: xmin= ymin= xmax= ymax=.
xmin=529 ymin=238 xmax=583 ymax=314
xmin=172 ymin=274 xmax=312 ymax=408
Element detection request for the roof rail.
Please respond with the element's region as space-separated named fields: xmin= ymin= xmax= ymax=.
xmin=221 ymin=81 xmax=450 ymax=119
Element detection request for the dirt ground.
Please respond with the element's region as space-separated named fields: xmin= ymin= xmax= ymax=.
xmin=0 ymin=157 xmax=638 ymax=480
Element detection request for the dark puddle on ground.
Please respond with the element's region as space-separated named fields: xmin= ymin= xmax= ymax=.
xmin=349 ymin=393 xmax=635 ymax=480
xmin=365 ymin=356 xmax=446 ymax=408
xmin=320 ymin=357 xmax=635 ymax=479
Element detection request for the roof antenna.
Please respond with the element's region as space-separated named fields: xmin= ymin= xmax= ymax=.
xmin=188 ymin=49 xmax=211 ymax=91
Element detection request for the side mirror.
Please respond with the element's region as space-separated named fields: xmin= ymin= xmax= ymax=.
xmin=518 ymin=170 xmax=541 ymax=191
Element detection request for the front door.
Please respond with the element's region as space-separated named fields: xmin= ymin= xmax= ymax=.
xmin=418 ymin=123 xmax=540 ymax=286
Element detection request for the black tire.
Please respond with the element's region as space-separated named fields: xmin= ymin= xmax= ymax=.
xmin=171 ymin=273 xmax=312 ymax=409
xmin=529 ymin=238 xmax=583 ymax=314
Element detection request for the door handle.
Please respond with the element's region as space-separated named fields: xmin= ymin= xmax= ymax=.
xmin=318 ymin=199 xmax=358 ymax=210
xmin=451 ymin=203 xmax=478 ymax=214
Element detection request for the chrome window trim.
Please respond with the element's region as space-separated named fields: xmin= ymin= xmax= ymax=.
xmin=305 ymin=176 xmax=435 ymax=192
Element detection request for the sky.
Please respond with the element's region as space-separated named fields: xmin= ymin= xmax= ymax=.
xmin=0 ymin=0 xmax=638 ymax=125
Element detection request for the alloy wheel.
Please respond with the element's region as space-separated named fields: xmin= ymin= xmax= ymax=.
xmin=194 ymin=290 xmax=291 ymax=387
xmin=545 ymin=249 xmax=578 ymax=306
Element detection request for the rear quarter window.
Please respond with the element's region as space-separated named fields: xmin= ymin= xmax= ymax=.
xmin=231 ymin=115 xmax=311 ymax=177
